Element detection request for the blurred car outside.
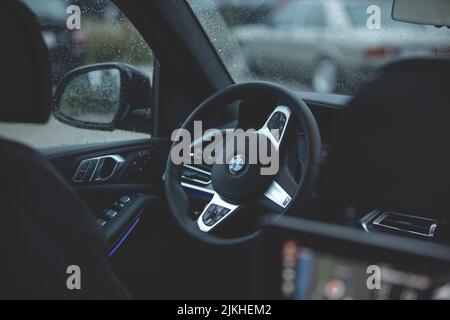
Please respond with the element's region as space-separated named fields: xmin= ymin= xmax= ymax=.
xmin=233 ymin=0 xmax=450 ymax=93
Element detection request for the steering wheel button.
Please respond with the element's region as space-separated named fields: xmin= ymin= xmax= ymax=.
xmin=207 ymin=204 xmax=217 ymax=213
xmin=220 ymin=208 xmax=230 ymax=217
xmin=202 ymin=211 xmax=212 ymax=222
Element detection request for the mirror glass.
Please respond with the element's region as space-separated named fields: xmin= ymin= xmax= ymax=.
xmin=393 ymin=0 xmax=450 ymax=26
xmin=58 ymin=68 xmax=121 ymax=124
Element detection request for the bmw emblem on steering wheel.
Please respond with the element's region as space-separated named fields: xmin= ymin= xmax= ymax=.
xmin=229 ymin=154 xmax=245 ymax=175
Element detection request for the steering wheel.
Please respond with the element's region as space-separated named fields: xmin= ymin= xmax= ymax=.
xmin=165 ymin=82 xmax=321 ymax=245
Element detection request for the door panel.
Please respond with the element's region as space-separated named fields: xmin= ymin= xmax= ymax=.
xmin=43 ymin=137 xmax=171 ymax=253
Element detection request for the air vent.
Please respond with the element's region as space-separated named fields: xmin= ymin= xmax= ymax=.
xmin=372 ymin=212 xmax=438 ymax=238
xmin=182 ymin=165 xmax=211 ymax=185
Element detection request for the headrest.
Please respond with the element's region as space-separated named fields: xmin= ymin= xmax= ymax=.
xmin=324 ymin=58 xmax=450 ymax=219
xmin=0 ymin=0 xmax=52 ymax=123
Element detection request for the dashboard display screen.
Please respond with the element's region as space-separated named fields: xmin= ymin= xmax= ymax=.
xmin=280 ymin=240 xmax=446 ymax=300
xmin=256 ymin=217 xmax=450 ymax=300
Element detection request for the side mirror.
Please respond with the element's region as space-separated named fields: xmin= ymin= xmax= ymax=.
xmin=53 ymin=63 xmax=152 ymax=132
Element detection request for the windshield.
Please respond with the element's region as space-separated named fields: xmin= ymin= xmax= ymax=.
xmin=187 ymin=0 xmax=450 ymax=95
xmin=346 ymin=3 xmax=422 ymax=28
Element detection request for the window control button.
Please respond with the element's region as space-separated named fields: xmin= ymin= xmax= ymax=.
xmin=97 ymin=219 xmax=107 ymax=227
xmin=113 ymin=202 xmax=125 ymax=209
xmin=120 ymin=196 xmax=131 ymax=204
xmin=104 ymin=210 xmax=118 ymax=219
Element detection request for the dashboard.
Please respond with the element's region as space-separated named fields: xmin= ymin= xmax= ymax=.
xmin=178 ymin=98 xmax=450 ymax=246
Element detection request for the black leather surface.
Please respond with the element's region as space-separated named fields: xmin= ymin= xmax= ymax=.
xmin=0 ymin=1 xmax=129 ymax=299
xmin=0 ymin=138 xmax=129 ymax=299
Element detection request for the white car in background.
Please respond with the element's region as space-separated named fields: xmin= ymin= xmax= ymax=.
xmin=234 ymin=0 xmax=450 ymax=93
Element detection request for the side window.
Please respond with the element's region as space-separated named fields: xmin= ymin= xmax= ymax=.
xmin=0 ymin=0 xmax=155 ymax=149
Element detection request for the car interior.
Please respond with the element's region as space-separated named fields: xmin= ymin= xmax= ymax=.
xmin=2 ymin=0 xmax=450 ymax=300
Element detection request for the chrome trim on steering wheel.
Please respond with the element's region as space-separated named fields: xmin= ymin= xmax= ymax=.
xmin=264 ymin=181 xmax=292 ymax=208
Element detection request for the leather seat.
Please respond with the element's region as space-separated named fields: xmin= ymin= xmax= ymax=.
xmin=0 ymin=0 xmax=129 ymax=299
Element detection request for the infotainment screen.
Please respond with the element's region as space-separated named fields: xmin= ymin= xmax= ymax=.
xmin=255 ymin=216 xmax=450 ymax=300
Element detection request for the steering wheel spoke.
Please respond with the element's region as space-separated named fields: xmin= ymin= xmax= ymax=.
xmin=197 ymin=193 xmax=240 ymax=232
xmin=258 ymin=105 xmax=292 ymax=150
xmin=264 ymin=180 xmax=293 ymax=209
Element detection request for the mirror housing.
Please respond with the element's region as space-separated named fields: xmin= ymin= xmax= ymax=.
xmin=53 ymin=63 xmax=152 ymax=132
xmin=392 ymin=0 xmax=450 ymax=27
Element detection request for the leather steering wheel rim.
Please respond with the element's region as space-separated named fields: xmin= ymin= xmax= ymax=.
xmin=164 ymin=82 xmax=322 ymax=245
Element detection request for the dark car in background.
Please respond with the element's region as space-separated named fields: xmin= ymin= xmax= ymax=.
xmin=22 ymin=0 xmax=86 ymax=83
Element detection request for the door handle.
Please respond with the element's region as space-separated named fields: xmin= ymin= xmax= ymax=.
xmin=73 ymin=155 xmax=125 ymax=184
